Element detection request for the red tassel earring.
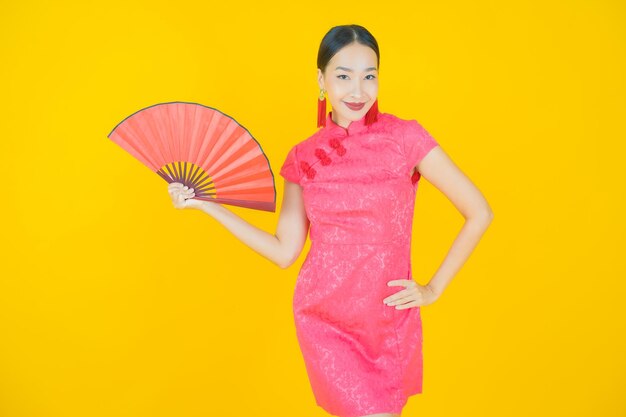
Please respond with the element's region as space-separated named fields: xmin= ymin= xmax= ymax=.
xmin=317 ymin=89 xmax=326 ymax=128
xmin=364 ymin=98 xmax=379 ymax=126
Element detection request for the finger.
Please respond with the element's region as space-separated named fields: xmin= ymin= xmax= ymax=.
xmin=169 ymin=185 xmax=181 ymax=192
xmin=395 ymin=300 xmax=420 ymax=310
xmin=385 ymin=293 xmax=415 ymax=306
xmin=387 ymin=279 xmax=413 ymax=287
xmin=383 ymin=288 xmax=411 ymax=304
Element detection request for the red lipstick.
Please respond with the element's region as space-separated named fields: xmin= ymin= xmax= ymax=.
xmin=344 ymin=101 xmax=365 ymax=111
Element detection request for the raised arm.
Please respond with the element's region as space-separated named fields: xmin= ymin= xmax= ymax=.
xmin=168 ymin=180 xmax=309 ymax=269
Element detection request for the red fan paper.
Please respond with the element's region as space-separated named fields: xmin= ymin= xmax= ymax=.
xmin=107 ymin=101 xmax=276 ymax=212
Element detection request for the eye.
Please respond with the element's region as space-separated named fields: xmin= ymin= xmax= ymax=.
xmin=366 ymin=74 xmax=376 ymax=80
xmin=337 ymin=74 xmax=349 ymax=80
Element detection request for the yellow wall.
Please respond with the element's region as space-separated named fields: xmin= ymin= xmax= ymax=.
xmin=1 ymin=1 xmax=624 ymax=416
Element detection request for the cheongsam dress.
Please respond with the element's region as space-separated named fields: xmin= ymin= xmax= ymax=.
xmin=279 ymin=110 xmax=439 ymax=417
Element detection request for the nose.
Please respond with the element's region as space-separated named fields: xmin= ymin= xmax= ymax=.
xmin=351 ymin=80 xmax=364 ymax=98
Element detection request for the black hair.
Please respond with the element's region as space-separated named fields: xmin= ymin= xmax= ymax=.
xmin=317 ymin=25 xmax=380 ymax=74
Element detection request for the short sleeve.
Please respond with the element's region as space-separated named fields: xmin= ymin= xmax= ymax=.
xmin=279 ymin=144 xmax=302 ymax=185
xmin=403 ymin=119 xmax=439 ymax=169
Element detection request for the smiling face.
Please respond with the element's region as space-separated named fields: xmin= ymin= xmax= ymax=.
xmin=317 ymin=42 xmax=379 ymax=129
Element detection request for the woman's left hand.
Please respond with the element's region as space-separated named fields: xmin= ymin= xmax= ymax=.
xmin=383 ymin=279 xmax=439 ymax=309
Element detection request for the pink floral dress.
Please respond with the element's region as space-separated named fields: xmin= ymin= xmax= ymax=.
xmin=279 ymin=110 xmax=439 ymax=417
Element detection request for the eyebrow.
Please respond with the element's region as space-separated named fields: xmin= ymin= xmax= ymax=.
xmin=335 ymin=66 xmax=378 ymax=72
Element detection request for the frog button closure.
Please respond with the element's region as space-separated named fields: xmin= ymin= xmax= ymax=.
xmin=328 ymin=137 xmax=346 ymax=156
xmin=411 ymin=169 xmax=421 ymax=185
xmin=300 ymin=160 xmax=317 ymax=179
xmin=314 ymin=148 xmax=332 ymax=165
xmin=299 ymin=110 xmax=376 ymax=181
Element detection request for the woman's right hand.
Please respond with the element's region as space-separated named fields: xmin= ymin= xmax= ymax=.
xmin=168 ymin=182 xmax=201 ymax=210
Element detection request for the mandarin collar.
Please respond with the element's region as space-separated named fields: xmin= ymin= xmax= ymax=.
xmin=322 ymin=110 xmax=371 ymax=136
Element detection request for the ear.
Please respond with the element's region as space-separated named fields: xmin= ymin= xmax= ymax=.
xmin=317 ymin=68 xmax=324 ymax=90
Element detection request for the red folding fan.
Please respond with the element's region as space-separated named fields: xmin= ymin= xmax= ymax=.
xmin=107 ymin=101 xmax=276 ymax=212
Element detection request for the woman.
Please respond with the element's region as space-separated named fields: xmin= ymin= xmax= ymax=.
xmin=168 ymin=24 xmax=493 ymax=417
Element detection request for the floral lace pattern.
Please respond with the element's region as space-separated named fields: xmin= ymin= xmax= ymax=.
xmin=279 ymin=111 xmax=439 ymax=417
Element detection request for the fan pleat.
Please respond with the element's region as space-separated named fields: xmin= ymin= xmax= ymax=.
xmin=147 ymin=105 xmax=172 ymax=168
xmin=199 ymin=115 xmax=238 ymax=176
xmin=118 ymin=118 xmax=162 ymax=170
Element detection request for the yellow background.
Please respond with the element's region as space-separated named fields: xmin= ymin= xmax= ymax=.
xmin=1 ymin=1 xmax=624 ymax=416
